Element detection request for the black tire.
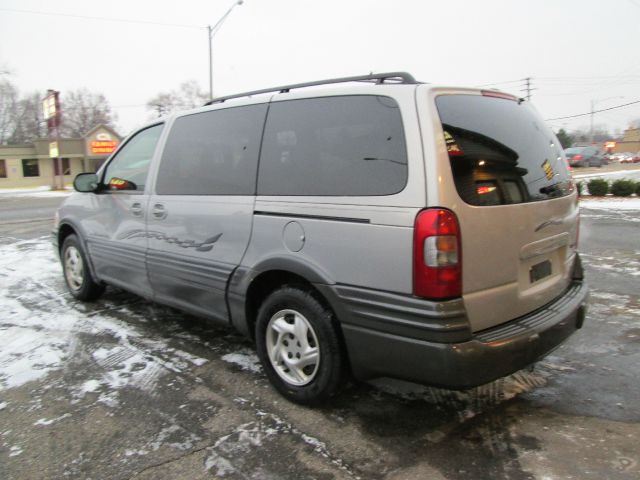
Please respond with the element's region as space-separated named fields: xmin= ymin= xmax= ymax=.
xmin=255 ymin=286 xmax=345 ymax=405
xmin=61 ymin=234 xmax=105 ymax=301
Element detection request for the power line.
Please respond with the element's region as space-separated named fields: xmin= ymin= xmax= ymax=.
xmin=0 ymin=7 xmax=203 ymax=30
xmin=474 ymin=79 xmax=523 ymax=87
xmin=545 ymin=100 xmax=640 ymax=121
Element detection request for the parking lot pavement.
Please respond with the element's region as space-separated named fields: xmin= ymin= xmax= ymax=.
xmin=0 ymin=199 xmax=639 ymax=479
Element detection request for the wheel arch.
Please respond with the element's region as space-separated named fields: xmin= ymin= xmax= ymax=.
xmin=57 ymin=220 xmax=100 ymax=283
xmin=228 ymin=256 xmax=347 ymax=354
xmin=235 ymin=265 xmax=353 ymax=379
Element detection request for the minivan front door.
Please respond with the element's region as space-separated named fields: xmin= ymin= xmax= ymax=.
xmin=86 ymin=123 xmax=164 ymax=299
xmin=146 ymin=104 xmax=268 ymax=322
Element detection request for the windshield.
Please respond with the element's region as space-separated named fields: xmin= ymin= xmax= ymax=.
xmin=436 ymin=94 xmax=573 ymax=206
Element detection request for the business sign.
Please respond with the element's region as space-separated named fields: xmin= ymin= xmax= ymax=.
xmin=49 ymin=141 xmax=59 ymax=158
xmin=42 ymin=90 xmax=61 ymax=131
xmin=90 ymin=132 xmax=118 ymax=154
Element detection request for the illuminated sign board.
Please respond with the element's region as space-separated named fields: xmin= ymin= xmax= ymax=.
xmin=90 ymin=141 xmax=118 ymax=154
xmin=49 ymin=141 xmax=59 ymax=158
xmin=90 ymin=132 xmax=118 ymax=155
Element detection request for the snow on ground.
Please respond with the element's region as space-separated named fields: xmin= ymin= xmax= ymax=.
xmin=579 ymin=197 xmax=640 ymax=210
xmin=572 ymin=168 xmax=640 ymax=180
xmin=0 ymin=237 xmax=208 ymax=396
xmin=0 ymin=186 xmax=72 ymax=198
xmin=221 ymin=350 xmax=262 ymax=374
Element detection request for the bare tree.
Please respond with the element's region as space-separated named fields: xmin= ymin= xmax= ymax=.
xmin=0 ymin=79 xmax=19 ymax=144
xmin=7 ymin=92 xmax=44 ymax=144
xmin=146 ymin=80 xmax=208 ymax=118
xmin=60 ymin=89 xmax=118 ymax=137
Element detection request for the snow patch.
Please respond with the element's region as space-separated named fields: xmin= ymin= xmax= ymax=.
xmin=33 ymin=413 xmax=71 ymax=426
xmin=580 ymin=198 xmax=640 ymax=210
xmin=221 ymin=351 xmax=262 ymax=374
xmin=9 ymin=445 xmax=23 ymax=457
xmin=370 ymin=368 xmax=549 ymax=422
xmin=204 ymin=452 xmax=236 ymax=477
xmin=0 ymin=238 xmax=214 ymax=402
xmin=0 ymin=186 xmax=72 ymax=197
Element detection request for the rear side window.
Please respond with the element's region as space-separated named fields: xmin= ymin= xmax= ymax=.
xmin=436 ymin=94 xmax=573 ymax=205
xmin=157 ymin=104 xmax=268 ymax=195
xmin=258 ymin=95 xmax=407 ymax=196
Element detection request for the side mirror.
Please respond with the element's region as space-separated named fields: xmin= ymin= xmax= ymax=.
xmin=73 ymin=173 xmax=99 ymax=192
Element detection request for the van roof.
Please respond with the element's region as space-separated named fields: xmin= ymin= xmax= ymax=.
xmin=204 ymin=72 xmax=421 ymax=106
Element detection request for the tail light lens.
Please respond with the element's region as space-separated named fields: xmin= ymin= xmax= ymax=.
xmin=413 ymin=208 xmax=462 ymax=299
xmin=573 ymin=154 xmax=583 ymax=160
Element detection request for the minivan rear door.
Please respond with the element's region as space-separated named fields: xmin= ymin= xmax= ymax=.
xmin=146 ymin=103 xmax=268 ymax=322
xmin=433 ymin=92 xmax=578 ymax=332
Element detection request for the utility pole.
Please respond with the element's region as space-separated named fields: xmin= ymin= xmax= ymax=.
xmin=522 ymin=77 xmax=534 ymax=101
xmin=590 ymin=96 xmax=624 ymax=145
xmin=589 ymin=100 xmax=595 ymax=144
xmin=42 ymin=90 xmax=63 ymax=189
xmin=207 ymin=0 xmax=244 ymax=100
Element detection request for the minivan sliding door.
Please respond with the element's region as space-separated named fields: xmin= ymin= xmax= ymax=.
xmin=146 ymin=104 xmax=268 ymax=323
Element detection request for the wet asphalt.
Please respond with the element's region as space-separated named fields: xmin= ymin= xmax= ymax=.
xmin=0 ymin=194 xmax=638 ymax=480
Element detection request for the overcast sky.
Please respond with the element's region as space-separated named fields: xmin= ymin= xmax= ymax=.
xmin=1 ymin=0 xmax=639 ymax=137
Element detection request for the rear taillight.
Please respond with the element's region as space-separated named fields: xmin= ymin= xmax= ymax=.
xmin=573 ymin=154 xmax=583 ymax=160
xmin=413 ymin=208 xmax=462 ymax=299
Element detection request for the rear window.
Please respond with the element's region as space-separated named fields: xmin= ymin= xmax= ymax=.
xmin=257 ymin=95 xmax=407 ymax=196
xmin=436 ymin=94 xmax=573 ymax=206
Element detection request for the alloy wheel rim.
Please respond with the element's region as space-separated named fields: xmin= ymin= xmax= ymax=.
xmin=64 ymin=246 xmax=84 ymax=291
xmin=265 ymin=309 xmax=320 ymax=386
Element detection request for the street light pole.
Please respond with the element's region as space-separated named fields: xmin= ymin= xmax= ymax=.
xmin=208 ymin=0 xmax=244 ymax=100
xmin=590 ymin=96 xmax=624 ymax=144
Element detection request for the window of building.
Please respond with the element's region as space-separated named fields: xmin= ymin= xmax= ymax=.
xmin=22 ymin=159 xmax=40 ymax=177
xmin=53 ymin=158 xmax=71 ymax=176
xmin=156 ymin=104 xmax=268 ymax=195
xmin=103 ymin=124 xmax=164 ymax=191
xmin=0 ymin=160 xmax=6 ymax=178
xmin=257 ymin=95 xmax=408 ymax=196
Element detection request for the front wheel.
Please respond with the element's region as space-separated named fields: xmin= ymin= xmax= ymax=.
xmin=255 ymin=286 xmax=345 ymax=405
xmin=61 ymin=234 xmax=105 ymax=301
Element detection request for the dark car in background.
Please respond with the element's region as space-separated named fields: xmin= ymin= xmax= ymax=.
xmin=564 ymin=146 xmax=603 ymax=167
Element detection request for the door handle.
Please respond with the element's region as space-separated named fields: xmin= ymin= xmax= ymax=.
xmin=130 ymin=202 xmax=143 ymax=217
xmin=151 ymin=203 xmax=168 ymax=220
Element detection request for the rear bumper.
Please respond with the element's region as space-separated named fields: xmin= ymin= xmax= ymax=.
xmin=323 ymin=280 xmax=588 ymax=389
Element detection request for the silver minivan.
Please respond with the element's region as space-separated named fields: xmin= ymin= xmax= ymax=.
xmin=54 ymin=72 xmax=588 ymax=404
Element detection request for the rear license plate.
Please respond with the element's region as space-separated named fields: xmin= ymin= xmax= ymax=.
xmin=530 ymin=260 xmax=552 ymax=283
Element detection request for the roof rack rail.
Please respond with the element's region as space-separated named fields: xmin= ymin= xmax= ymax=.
xmin=204 ymin=71 xmax=419 ymax=105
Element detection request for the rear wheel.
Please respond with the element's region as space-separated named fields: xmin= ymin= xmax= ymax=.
xmin=61 ymin=234 xmax=105 ymax=301
xmin=255 ymin=286 xmax=345 ymax=404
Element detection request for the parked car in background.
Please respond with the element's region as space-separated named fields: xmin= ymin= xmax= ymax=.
xmin=619 ymin=152 xmax=636 ymax=164
xmin=633 ymin=152 xmax=640 ymax=163
xmin=564 ymin=146 xmax=603 ymax=167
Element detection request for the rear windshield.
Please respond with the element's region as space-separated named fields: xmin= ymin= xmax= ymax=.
xmin=436 ymin=94 xmax=573 ymax=206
